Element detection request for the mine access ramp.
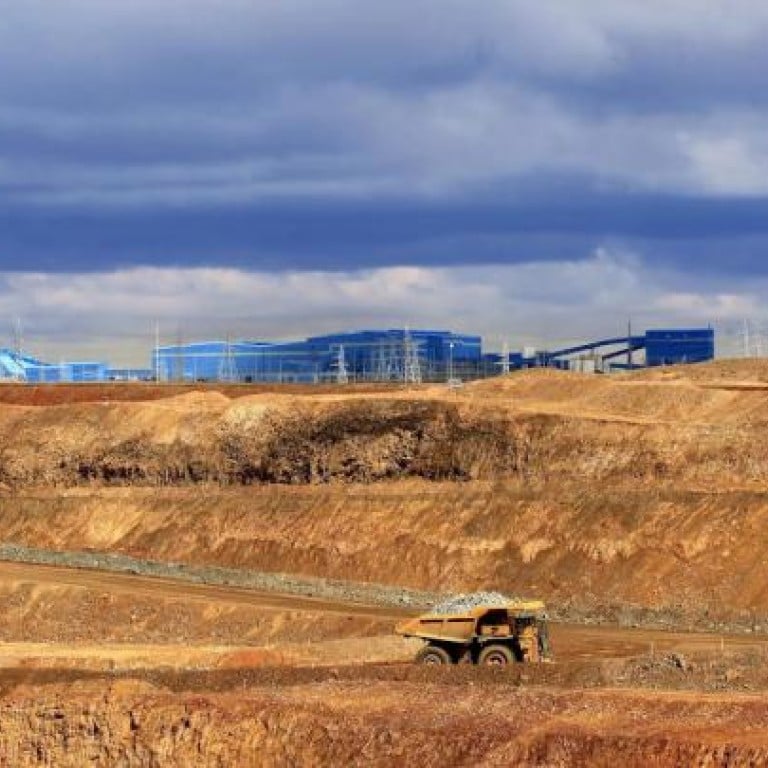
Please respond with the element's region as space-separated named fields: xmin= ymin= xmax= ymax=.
xmin=396 ymin=599 xmax=552 ymax=666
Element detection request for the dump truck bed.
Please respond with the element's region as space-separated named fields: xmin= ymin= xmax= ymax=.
xmin=396 ymin=600 xmax=546 ymax=643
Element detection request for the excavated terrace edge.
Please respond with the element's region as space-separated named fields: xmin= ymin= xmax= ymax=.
xmin=0 ymin=542 xmax=764 ymax=636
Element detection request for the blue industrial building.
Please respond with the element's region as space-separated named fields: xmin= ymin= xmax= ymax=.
xmin=0 ymin=326 xmax=716 ymax=384
xmin=0 ymin=349 xmax=39 ymax=380
xmin=25 ymin=361 xmax=109 ymax=383
xmin=0 ymin=349 xmax=110 ymax=383
xmin=644 ymin=329 xmax=715 ymax=367
xmin=105 ymin=367 xmax=155 ymax=381
xmin=154 ymin=330 xmax=483 ymax=383
xmin=483 ymin=328 xmax=716 ymax=373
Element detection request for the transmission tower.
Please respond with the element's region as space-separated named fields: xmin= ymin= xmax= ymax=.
xmin=402 ymin=328 xmax=422 ymax=384
xmin=218 ymin=335 xmax=238 ymax=382
xmin=154 ymin=322 xmax=162 ymax=382
xmin=743 ymin=319 xmax=749 ymax=358
xmin=746 ymin=319 xmax=768 ymax=358
xmin=11 ymin=317 xmax=23 ymax=358
xmin=333 ymin=344 xmax=349 ymax=384
xmin=173 ymin=327 xmax=186 ymax=382
xmin=374 ymin=338 xmax=397 ymax=381
xmin=500 ymin=340 xmax=510 ymax=375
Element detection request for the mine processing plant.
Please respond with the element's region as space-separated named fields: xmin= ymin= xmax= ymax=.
xmin=0 ymin=327 xmax=714 ymax=384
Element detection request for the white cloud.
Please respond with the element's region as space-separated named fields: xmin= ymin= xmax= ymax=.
xmin=0 ymin=250 xmax=759 ymax=365
xmin=678 ymin=133 xmax=768 ymax=195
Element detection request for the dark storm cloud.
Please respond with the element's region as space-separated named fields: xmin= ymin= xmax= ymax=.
xmin=3 ymin=0 xmax=768 ymax=276
xmin=3 ymin=187 xmax=768 ymax=273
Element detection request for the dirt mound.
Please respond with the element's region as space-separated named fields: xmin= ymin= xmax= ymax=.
xmin=6 ymin=369 xmax=768 ymax=488
xmin=5 ymin=364 xmax=768 ymax=623
xmin=5 ymin=367 xmax=768 ymax=625
xmin=0 ymin=381 xmax=403 ymax=406
xmin=468 ymin=366 xmax=609 ymax=398
xmin=0 ymin=396 xmax=563 ymax=487
xmin=0 ymin=575 xmax=389 ymax=647
xmin=629 ymin=357 xmax=768 ymax=383
xmin=470 ymin=365 xmax=768 ymax=424
xmin=430 ymin=591 xmax=513 ymax=614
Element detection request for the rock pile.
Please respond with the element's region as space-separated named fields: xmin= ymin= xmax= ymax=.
xmin=430 ymin=591 xmax=512 ymax=614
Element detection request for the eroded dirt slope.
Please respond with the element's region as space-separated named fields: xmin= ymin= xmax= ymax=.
xmin=2 ymin=484 xmax=768 ymax=627
xmin=3 ymin=362 xmax=768 ymax=626
xmin=3 ymin=363 xmax=768 ymax=488
xmin=3 ymin=364 xmax=768 ymax=763
xmin=0 ymin=676 xmax=766 ymax=766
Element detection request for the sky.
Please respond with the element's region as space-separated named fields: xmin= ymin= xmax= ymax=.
xmin=2 ymin=0 xmax=768 ymax=364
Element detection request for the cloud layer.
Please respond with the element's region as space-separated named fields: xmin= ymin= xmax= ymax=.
xmin=1 ymin=1 xmax=767 ymax=354
xmin=3 ymin=4 xmax=768 ymax=245
xmin=0 ymin=251 xmax=757 ymax=365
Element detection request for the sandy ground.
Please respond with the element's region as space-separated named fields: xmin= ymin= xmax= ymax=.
xmin=0 ymin=560 xmax=766 ymax=670
xmin=3 ymin=361 xmax=768 ymax=762
xmin=0 ymin=560 xmax=766 ymax=763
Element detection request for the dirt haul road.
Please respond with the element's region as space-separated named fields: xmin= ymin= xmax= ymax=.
xmin=0 ymin=559 xmax=765 ymax=670
xmin=1 ymin=559 xmax=768 ymax=766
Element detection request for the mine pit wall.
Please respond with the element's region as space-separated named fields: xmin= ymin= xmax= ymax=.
xmin=0 ymin=682 xmax=766 ymax=767
xmin=4 ymin=395 xmax=768 ymax=488
xmin=2 ymin=484 xmax=768 ymax=630
xmin=0 ymin=400 xmax=589 ymax=486
xmin=3 ymin=390 xmax=768 ymax=629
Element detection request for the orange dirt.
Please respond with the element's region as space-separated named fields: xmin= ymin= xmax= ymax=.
xmin=0 ymin=560 xmax=393 ymax=649
xmin=0 ymin=560 xmax=767 ymax=762
xmin=2 ymin=363 xmax=768 ymax=627
xmin=0 ymin=380 xmax=406 ymax=406
xmin=3 ymin=360 xmax=768 ymax=762
xmin=2 ymin=482 xmax=768 ymax=627
xmin=1 ymin=559 xmax=766 ymax=670
xmin=0 ymin=675 xmax=766 ymax=766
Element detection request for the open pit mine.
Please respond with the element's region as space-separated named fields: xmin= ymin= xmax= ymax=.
xmin=2 ymin=362 xmax=768 ymax=764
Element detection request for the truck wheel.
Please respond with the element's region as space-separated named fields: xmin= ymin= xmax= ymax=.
xmin=416 ymin=645 xmax=452 ymax=665
xmin=478 ymin=644 xmax=514 ymax=667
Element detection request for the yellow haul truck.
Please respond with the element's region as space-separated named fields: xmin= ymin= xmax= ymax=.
xmin=396 ymin=600 xmax=552 ymax=666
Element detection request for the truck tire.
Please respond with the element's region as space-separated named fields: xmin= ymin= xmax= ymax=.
xmin=478 ymin=644 xmax=514 ymax=667
xmin=416 ymin=645 xmax=452 ymax=665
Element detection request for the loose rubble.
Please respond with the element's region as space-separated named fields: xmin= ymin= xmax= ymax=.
xmin=0 ymin=543 xmax=440 ymax=611
xmin=430 ymin=591 xmax=514 ymax=614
